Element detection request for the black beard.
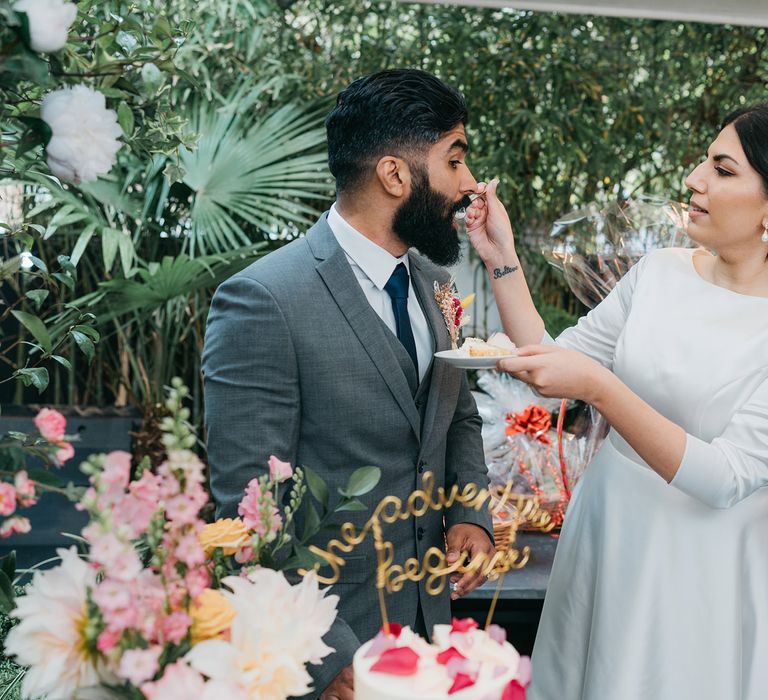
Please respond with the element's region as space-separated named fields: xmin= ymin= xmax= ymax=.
xmin=392 ymin=169 xmax=468 ymax=267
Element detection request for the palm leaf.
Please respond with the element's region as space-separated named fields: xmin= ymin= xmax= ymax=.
xmin=179 ymin=97 xmax=331 ymax=256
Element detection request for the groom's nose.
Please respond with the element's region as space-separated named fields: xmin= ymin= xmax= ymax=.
xmin=460 ymin=164 xmax=478 ymax=194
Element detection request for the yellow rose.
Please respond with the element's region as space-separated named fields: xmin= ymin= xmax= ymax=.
xmin=198 ymin=518 xmax=250 ymax=556
xmin=190 ymin=588 xmax=236 ymax=645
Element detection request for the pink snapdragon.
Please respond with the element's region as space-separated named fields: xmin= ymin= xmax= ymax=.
xmin=238 ymin=478 xmax=282 ymax=537
xmin=13 ymin=470 xmax=37 ymax=507
xmin=34 ymin=407 xmax=66 ymax=442
xmin=0 ymin=483 xmax=17 ymax=516
xmin=161 ymin=611 xmax=192 ymax=644
xmin=268 ymin=455 xmax=293 ymax=482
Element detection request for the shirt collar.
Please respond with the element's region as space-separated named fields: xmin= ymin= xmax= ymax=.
xmin=328 ymin=203 xmax=409 ymax=291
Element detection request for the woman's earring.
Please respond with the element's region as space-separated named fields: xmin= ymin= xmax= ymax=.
xmin=762 ymin=222 xmax=768 ymax=243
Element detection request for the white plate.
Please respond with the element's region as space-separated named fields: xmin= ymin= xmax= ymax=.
xmin=433 ymin=349 xmax=513 ymax=369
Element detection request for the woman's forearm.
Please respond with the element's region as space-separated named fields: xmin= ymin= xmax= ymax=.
xmin=588 ymin=368 xmax=687 ymax=482
xmin=485 ymin=250 xmax=546 ymax=347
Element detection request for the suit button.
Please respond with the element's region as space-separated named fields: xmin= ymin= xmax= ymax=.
xmin=418 ymin=460 xmax=426 ymax=473
xmin=417 ymin=526 xmax=425 ymax=540
xmin=415 ymin=398 xmax=424 ymax=409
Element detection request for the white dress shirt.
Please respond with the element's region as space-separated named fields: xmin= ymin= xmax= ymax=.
xmin=327 ymin=203 xmax=433 ymax=382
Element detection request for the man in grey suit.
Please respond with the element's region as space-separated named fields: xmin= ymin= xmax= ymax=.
xmin=203 ymin=69 xmax=494 ymax=700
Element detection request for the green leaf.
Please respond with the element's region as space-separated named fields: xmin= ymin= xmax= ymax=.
xmin=27 ymin=469 xmax=64 ymax=487
xmin=71 ymin=330 xmax=95 ymax=363
xmin=301 ymin=502 xmax=321 ymax=541
xmin=335 ymin=498 xmax=368 ymax=512
xmin=73 ymin=324 xmax=100 ymax=341
xmin=117 ymin=102 xmax=135 ymax=137
xmin=281 ymin=545 xmax=324 ymax=571
xmin=338 ymin=466 xmax=381 ymax=498
xmin=303 ymin=466 xmax=329 ymax=509
xmin=0 ymin=569 xmax=14 ymax=614
xmin=57 ymin=255 xmax=76 ymax=277
xmin=25 ymin=289 xmax=49 ymax=310
xmin=11 ymin=310 xmax=52 ymax=354
xmin=1 ymin=550 xmax=16 ymax=582
xmin=70 ymin=224 xmax=96 ymax=266
xmin=52 ymin=354 xmax=72 ymax=370
xmin=53 ymin=272 xmax=75 ymax=291
xmin=14 ymin=367 xmax=49 ymax=393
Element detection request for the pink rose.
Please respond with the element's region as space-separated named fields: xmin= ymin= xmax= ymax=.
xmin=55 ymin=441 xmax=75 ymax=464
xmin=268 ymin=455 xmax=293 ymax=482
xmin=0 ymin=515 xmax=31 ymax=538
xmin=34 ymin=407 xmax=66 ymax=442
xmin=0 ymin=483 xmax=17 ymax=517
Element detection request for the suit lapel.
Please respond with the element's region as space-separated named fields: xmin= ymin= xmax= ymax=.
xmin=408 ymin=253 xmax=453 ymax=443
xmin=309 ymin=218 xmax=421 ymax=440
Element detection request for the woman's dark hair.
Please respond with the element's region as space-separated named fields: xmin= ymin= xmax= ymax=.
xmin=721 ymin=104 xmax=768 ymax=196
xmin=325 ymin=68 xmax=468 ymax=193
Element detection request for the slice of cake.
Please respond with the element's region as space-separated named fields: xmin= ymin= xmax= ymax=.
xmin=353 ymin=618 xmax=530 ymax=700
xmin=459 ymin=333 xmax=517 ymax=358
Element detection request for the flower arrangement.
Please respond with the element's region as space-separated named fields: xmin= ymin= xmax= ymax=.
xmin=1 ymin=379 xmax=380 ymax=700
xmin=0 ymin=407 xmax=77 ymax=541
xmin=433 ymin=281 xmax=474 ymax=349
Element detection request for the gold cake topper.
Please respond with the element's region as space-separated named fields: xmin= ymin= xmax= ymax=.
xmin=299 ymin=472 xmax=552 ymax=630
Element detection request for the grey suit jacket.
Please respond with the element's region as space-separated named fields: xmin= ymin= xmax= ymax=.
xmin=202 ymin=214 xmax=492 ymax=697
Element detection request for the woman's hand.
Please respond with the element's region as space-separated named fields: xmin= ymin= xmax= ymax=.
xmin=496 ymin=345 xmax=612 ymax=403
xmin=465 ymin=179 xmax=517 ymax=267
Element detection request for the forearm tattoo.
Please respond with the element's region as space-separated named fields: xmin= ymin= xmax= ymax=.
xmin=492 ymin=265 xmax=518 ymax=279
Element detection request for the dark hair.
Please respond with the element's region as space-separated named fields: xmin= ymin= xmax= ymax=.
xmin=325 ymin=69 xmax=468 ymax=192
xmin=721 ymin=104 xmax=768 ymax=196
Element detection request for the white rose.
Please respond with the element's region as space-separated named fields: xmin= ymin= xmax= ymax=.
xmin=41 ymin=85 xmax=123 ymax=184
xmin=13 ymin=0 xmax=77 ymax=54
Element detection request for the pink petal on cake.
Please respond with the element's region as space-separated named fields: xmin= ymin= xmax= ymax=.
xmin=451 ymin=617 xmax=479 ymax=633
xmin=436 ymin=646 xmax=467 ymax=665
xmin=487 ymin=624 xmax=507 ymax=644
xmin=501 ymin=679 xmax=527 ymax=700
xmin=448 ymin=672 xmax=477 ymax=694
xmin=364 ymin=631 xmax=396 ymax=658
xmin=445 ymin=656 xmax=473 ymax=679
xmin=516 ymin=656 xmax=532 ymax=686
xmin=386 ymin=622 xmax=403 ymax=638
xmin=370 ymin=647 xmax=420 ymax=675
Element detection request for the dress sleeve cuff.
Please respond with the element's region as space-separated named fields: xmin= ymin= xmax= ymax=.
xmin=541 ymin=331 xmax=556 ymax=345
xmin=669 ymin=434 xmax=735 ymax=509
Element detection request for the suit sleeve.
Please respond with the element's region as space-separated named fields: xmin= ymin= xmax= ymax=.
xmin=443 ymin=371 xmax=494 ymax=540
xmin=203 ymin=274 xmax=300 ymax=518
xmin=203 ymin=274 xmax=360 ymax=695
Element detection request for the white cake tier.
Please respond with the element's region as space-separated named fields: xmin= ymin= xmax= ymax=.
xmin=353 ymin=624 xmax=520 ymax=700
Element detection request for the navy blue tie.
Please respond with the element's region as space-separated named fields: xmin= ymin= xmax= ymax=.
xmin=384 ymin=263 xmax=419 ymax=376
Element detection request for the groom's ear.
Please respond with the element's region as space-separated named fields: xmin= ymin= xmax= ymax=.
xmin=375 ymin=155 xmax=410 ymax=198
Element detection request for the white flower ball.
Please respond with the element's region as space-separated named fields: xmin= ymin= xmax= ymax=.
xmin=41 ymin=85 xmax=123 ymax=184
xmin=13 ymin=0 xmax=77 ymax=54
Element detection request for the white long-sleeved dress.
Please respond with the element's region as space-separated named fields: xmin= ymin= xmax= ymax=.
xmin=530 ymin=247 xmax=768 ymax=700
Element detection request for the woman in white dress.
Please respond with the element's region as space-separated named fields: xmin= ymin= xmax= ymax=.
xmin=464 ymin=105 xmax=768 ymax=699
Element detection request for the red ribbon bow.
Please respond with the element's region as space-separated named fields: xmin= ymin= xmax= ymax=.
xmin=505 ymin=404 xmax=552 ymax=444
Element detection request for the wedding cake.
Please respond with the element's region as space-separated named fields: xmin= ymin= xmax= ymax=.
xmin=353 ymin=618 xmax=529 ymax=700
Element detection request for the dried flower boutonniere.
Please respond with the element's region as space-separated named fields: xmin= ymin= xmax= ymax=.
xmin=433 ymin=280 xmax=475 ymax=349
